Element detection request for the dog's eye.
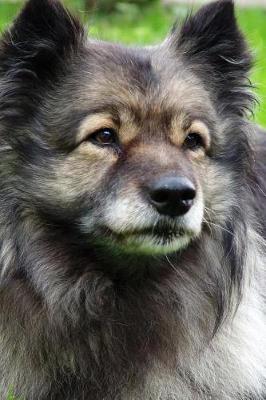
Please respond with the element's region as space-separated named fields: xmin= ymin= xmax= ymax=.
xmin=90 ymin=128 xmax=118 ymax=146
xmin=183 ymin=132 xmax=204 ymax=151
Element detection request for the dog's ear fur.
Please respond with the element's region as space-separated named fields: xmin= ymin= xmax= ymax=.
xmin=0 ymin=0 xmax=84 ymax=81
xmin=0 ymin=0 xmax=85 ymax=124
xmin=172 ymin=0 xmax=253 ymax=116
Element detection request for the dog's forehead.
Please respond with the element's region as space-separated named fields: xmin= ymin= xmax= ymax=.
xmin=74 ymin=40 xmax=213 ymax=120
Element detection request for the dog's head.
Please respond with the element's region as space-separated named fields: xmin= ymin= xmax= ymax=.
xmin=0 ymin=0 xmax=253 ymax=257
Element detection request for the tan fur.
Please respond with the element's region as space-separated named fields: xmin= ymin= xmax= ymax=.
xmin=76 ymin=113 xmax=115 ymax=144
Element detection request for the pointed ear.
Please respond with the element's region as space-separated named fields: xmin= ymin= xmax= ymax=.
xmin=173 ymin=0 xmax=253 ymax=116
xmin=0 ymin=0 xmax=84 ymax=81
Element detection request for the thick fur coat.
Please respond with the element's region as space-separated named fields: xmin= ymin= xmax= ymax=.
xmin=0 ymin=0 xmax=265 ymax=399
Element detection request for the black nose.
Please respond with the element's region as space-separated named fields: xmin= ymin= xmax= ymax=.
xmin=148 ymin=176 xmax=196 ymax=217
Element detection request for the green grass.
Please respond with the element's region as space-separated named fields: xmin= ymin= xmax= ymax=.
xmin=237 ymin=8 xmax=266 ymax=125
xmin=0 ymin=1 xmax=266 ymax=125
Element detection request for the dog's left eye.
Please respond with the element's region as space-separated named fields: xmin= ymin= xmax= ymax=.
xmin=183 ymin=132 xmax=204 ymax=151
xmin=89 ymin=128 xmax=118 ymax=146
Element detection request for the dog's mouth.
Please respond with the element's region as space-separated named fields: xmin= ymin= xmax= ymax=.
xmin=107 ymin=223 xmax=194 ymax=255
xmin=121 ymin=225 xmax=185 ymax=241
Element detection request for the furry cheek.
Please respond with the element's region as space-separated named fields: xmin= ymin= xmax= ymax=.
xmin=51 ymin=144 xmax=118 ymax=203
xmin=202 ymin=163 xmax=238 ymax=226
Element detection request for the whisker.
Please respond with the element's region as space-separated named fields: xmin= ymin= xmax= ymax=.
xmin=203 ymin=219 xmax=234 ymax=237
xmin=256 ymin=183 xmax=266 ymax=198
xmin=165 ymin=255 xmax=179 ymax=274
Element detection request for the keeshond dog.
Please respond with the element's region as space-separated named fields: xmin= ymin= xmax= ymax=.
xmin=0 ymin=0 xmax=265 ymax=398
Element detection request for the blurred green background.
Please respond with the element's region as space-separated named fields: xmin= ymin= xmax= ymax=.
xmin=0 ymin=0 xmax=266 ymax=126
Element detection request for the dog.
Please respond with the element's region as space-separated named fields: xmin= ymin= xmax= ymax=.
xmin=0 ymin=0 xmax=265 ymax=398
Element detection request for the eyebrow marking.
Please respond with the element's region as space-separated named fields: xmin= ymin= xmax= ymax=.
xmin=188 ymin=120 xmax=211 ymax=149
xmin=170 ymin=113 xmax=187 ymax=146
xmin=76 ymin=113 xmax=115 ymax=144
xmin=170 ymin=116 xmax=211 ymax=149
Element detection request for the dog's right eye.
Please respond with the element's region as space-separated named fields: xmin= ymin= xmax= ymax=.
xmin=89 ymin=128 xmax=119 ymax=147
xmin=183 ymin=132 xmax=205 ymax=151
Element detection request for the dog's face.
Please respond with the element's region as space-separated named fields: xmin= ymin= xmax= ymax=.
xmin=43 ymin=44 xmax=212 ymax=255
xmin=0 ymin=0 xmax=253 ymax=257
